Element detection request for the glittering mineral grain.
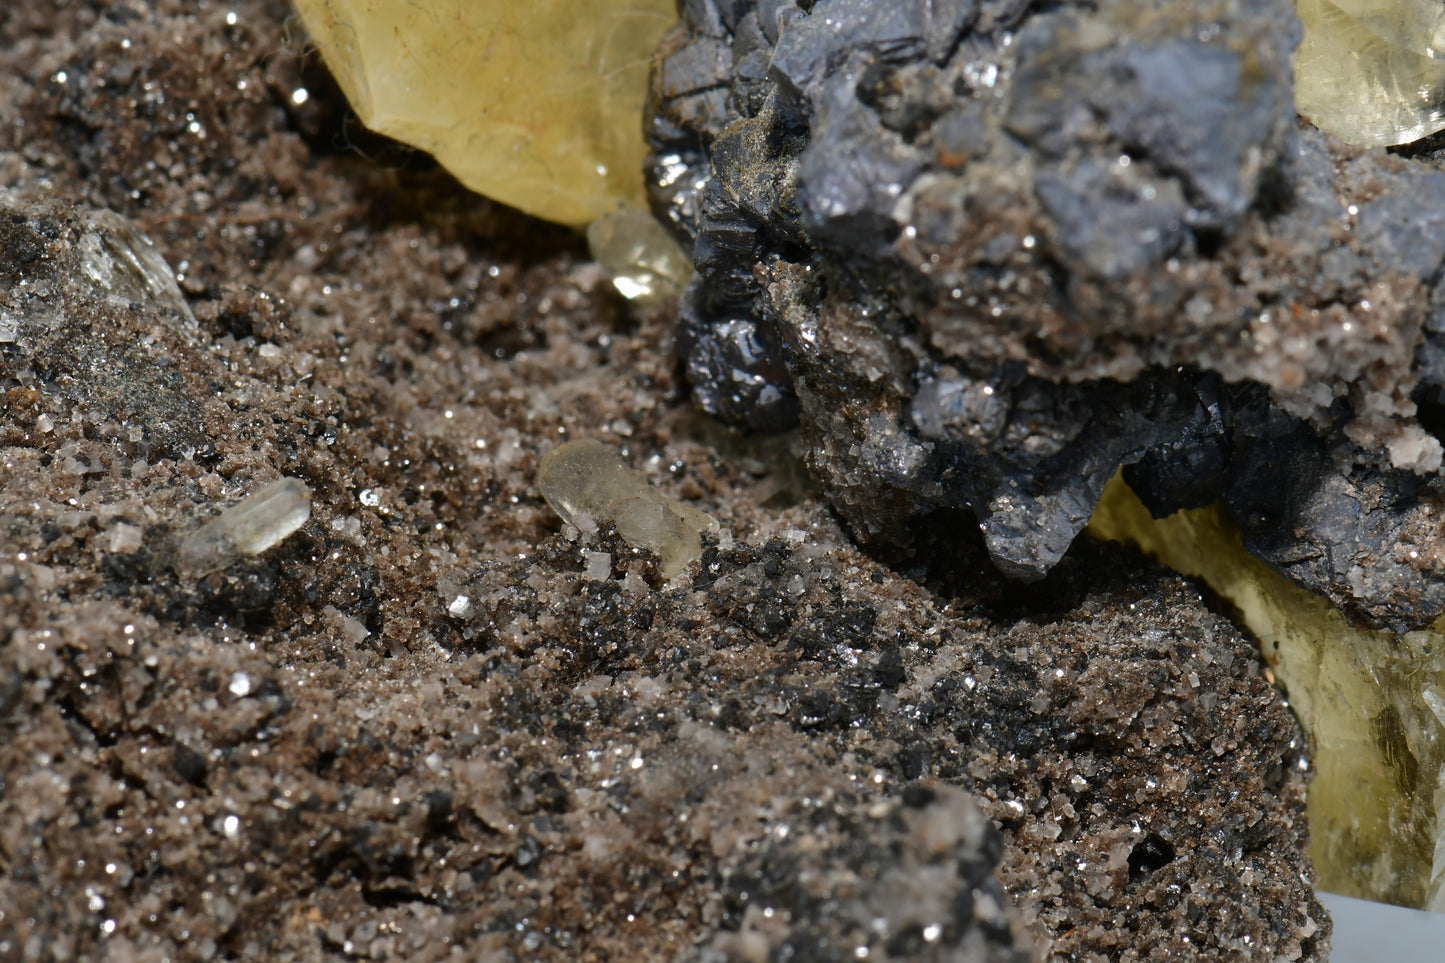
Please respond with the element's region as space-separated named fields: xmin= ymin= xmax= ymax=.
xmin=538 ymin=438 xmax=718 ymax=578
xmin=646 ymin=0 xmax=1445 ymax=630
xmin=585 ymin=206 xmax=691 ymax=305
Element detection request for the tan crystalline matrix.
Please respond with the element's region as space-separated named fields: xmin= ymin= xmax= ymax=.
xmin=1295 ymin=0 xmax=1445 ymax=146
xmin=290 ymin=0 xmax=676 ymax=226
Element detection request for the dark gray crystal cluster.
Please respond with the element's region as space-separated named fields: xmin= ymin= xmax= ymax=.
xmin=645 ymin=0 xmax=1445 ymax=630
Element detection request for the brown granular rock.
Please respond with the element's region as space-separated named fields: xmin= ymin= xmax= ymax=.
xmin=0 ymin=2 xmax=1325 ymax=961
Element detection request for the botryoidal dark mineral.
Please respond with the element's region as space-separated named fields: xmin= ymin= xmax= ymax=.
xmin=645 ymin=0 xmax=1445 ymax=630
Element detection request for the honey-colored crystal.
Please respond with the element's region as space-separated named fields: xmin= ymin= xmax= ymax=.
xmin=1088 ymin=474 xmax=1445 ymax=910
xmin=586 ymin=206 xmax=691 ymax=306
xmin=1294 ymin=0 xmax=1445 ymax=147
xmin=291 ymin=0 xmax=676 ymax=226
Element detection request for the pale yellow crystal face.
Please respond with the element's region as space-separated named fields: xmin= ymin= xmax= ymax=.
xmin=538 ymin=439 xmax=719 ymax=579
xmin=1088 ymin=475 xmax=1445 ymax=910
xmin=291 ymin=0 xmax=676 ymax=226
xmin=1295 ymin=0 xmax=1445 ymax=147
xmin=585 ymin=206 xmax=691 ymax=306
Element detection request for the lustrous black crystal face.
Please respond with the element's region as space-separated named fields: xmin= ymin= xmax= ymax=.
xmin=646 ymin=0 xmax=1445 ymax=630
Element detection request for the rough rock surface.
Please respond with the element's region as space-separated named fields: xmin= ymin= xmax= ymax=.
xmin=2 ymin=2 xmax=1325 ymax=961
xmin=646 ymin=0 xmax=1445 ymax=630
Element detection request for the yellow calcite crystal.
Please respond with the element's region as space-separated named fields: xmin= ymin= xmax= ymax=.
xmin=1294 ymin=0 xmax=1445 ymax=147
xmin=291 ymin=0 xmax=676 ymax=226
xmin=1088 ymin=475 xmax=1445 ymax=910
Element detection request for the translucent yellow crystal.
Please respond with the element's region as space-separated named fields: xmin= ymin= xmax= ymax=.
xmin=1088 ymin=475 xmax=1445 ymax=910
xmin=586 ymin=206 xmax=691 ymax=306
xmin=291 ymin=0 xmax=676 ymax=226
xmin=538 ymin=439 xmax=719 ymax=579
xmin=1295 ymin=0 xmax=1445 ymax=147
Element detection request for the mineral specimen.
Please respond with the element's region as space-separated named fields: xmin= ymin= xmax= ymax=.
xmin=645 ymin=0 xmax=1445 ymax=629
xmin=537 ymin=438 xmax=718 ymax=578
xmin=1294 ymin=0 xmax=1445 ymax=147
xmin=177 ymin=477 xmax=313 ymax=577
xmin=290 ymin=0 xmax=677 ymax=226
xmin=0 ymin=1 xmax=1330 ymax=956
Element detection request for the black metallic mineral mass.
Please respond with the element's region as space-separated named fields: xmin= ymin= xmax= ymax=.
xmin=645 ymin=0 xmax=1445 ymax=630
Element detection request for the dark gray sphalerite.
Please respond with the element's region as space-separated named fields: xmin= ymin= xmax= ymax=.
xmin=646 ymin=0 xmax=1445 ymax=630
